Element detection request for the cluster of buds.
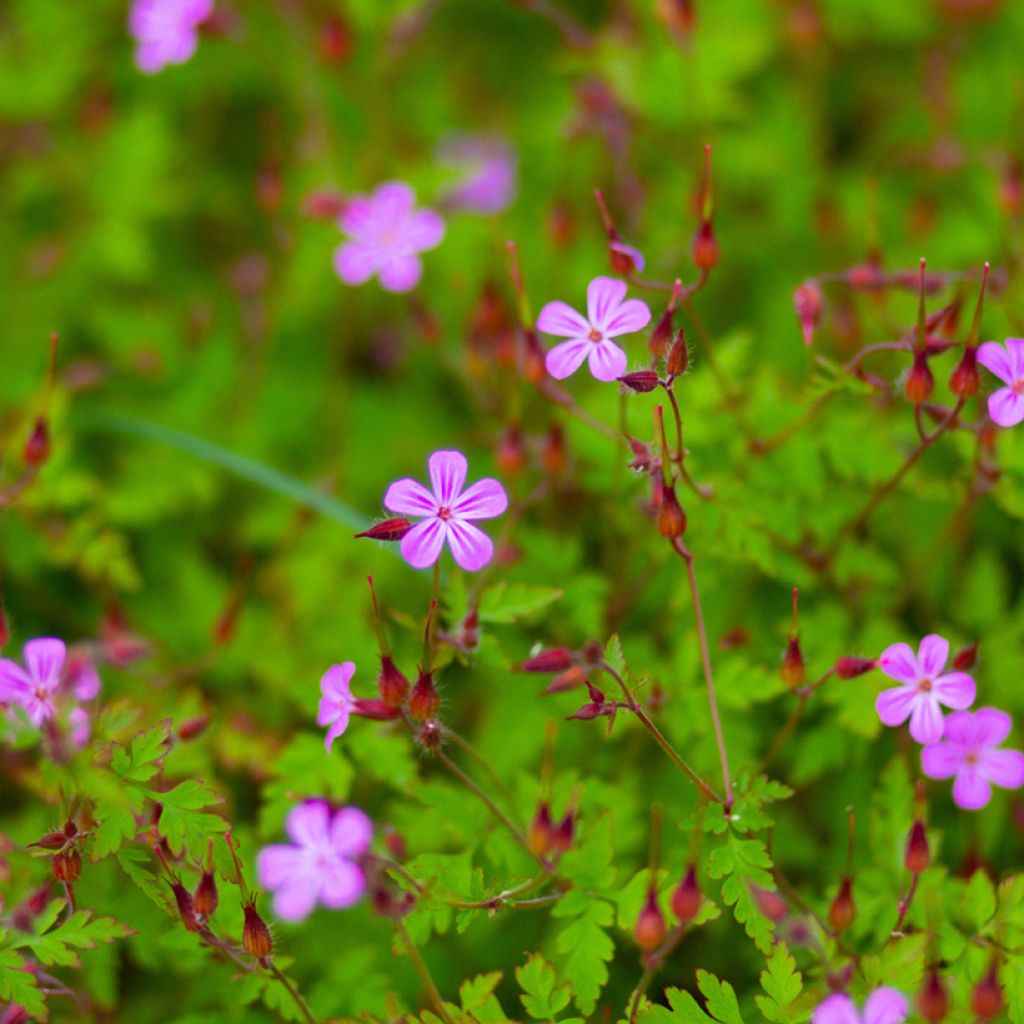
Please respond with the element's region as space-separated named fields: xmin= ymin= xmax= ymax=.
xmin=517 ymin=643 xmax=601 ymax=694
xmin=32 ymin=820 xmax=83 ymax=886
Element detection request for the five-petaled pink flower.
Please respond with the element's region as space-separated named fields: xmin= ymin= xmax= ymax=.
xmin=438 ymin=135 xmax=517 ymax=215
xmin=318 ymin=662 xmax=358 ymax=752
xmin=384 ymin=450 xmax=507 ymax=572
xmin=812 ymin=988 xmax=908 ymax=1024
xmin=537 ymin=277 xmax=651 ymax=382
xmin=257 ymin=800 xmax=372 ymax=922
xmin=921 ymin=707 xmax=1024 ymax=810
xmin=129 ymin=0 xmax=213 ymax=74
xmin=875 ymin=634 xmax=975 ymax=744
xmin=977 ymin=338 xmax=1024 ymax=427
xmin=0 ymin=638 xmax=66 ymax=727
xmin=334 ymin=182 xmax=445 ymax=292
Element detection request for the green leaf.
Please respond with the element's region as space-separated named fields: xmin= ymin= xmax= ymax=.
xmin=459 ymin=971 xmax=506 ymax=1021
xmin=862 ymin=933 xmax=928 ymax=994
xmin=696 ymin=971 xmax=746 ymax=1024
xmin=517 ymin=954 xmax=571 ymax=1019
xmin=553 ymin=895 xmax=615 ymax=1016
xmin=117 ymin=848 xmax=172 ymax=910
xmin=707 ymin=833 xmax=776 ymax=954
xmin=150 ymin=779 xmax=227 ymax=858
xmin=478 ymin=583 xmax=563 ymax=624
xmin=729 ymin=774 xmax=793 ymax=834
xmin=110 ymin=721 xmax=172 ymax=783
xmin=558 ymin=813 xmax=616 ymax=892
xmin=0 ymin=946 xmax=46 ymax=1019
xmin=755 ymin=943 xmax=805 ymax=1023
xmin=962 ymin=870 xmax=997 ymax=932
xmin=14 ymin=910 xmax=131 ymax=968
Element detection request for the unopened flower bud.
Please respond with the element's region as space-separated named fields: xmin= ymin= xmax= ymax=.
xmin=519 ymin=648 xmax=574 ymax=673
xmin=905 ymin=351 xmax=935 ymax=403
xmin=635 ymin=888 xmax=667 ymax=950
xmin=948 ymin=346 xmax=979 ymax=398
xmin=544 ymin=666 xmax=587 ymax=694
xmin=828 ymin=876 xmax=855 ymax=932
xmin=194 ymin=870 xmax=219 ymax=918
xmin=657 ymin=485 xmax=687 ymax=539
xmin=618 ymin=370 xmax=661 ymax=393
xmin=32 ymin=831 xmax=68 ymax=851
xmin=242 ymin=902 xmax=273 ymax=958
xmin=52 ymin=849 xmax=81 ymax=883
xmin=408 ymin=671 xmax=440 ymax=722
xmin=834 ymin=656 xmax=876 ymax=679
xmin=665 ymin=329 xmax=689 ymax=378
xmin=917 ymin=970 xmax=949 ymax=1022
xmin=353 ymin=699 xmax=400 ymax=721
xmin=528 ymin=803 xmax=553 ymax=857
xmin=170 ymin=880 xmax=201 ymax=932
xmin=551 ymin=812 xmax=574 ymax=854
xmin=794 ymin=281 xmax=823 ymax=347
xmin=377 ymin=655 xmax=410 ymax=708
xmin=497 ymin=424 xmax=526 ymax=477
xmin=609 ymin=241 xmax=644 ymax=277
xmin=904 ymin=820 xmax=930 ymax=874
xmin=751 ymin=884 xmax=787 ymax=922
xmin=691 ymin=220 xmax=719 ymax=271
xmin=23 ymin=417 xmax=50 ymax=468
xmin=355 ymin=518 xmax=413 ymax=542
xmin=178 ymin=716 xmax=210 ymax=741
xmin=952 ymin=641 xmax=978 ymax=671
xmin=524 ymin=328 xmax=547 ymax=385
xmin=971 ymin=965 xmax=1004 ymax=1019
xmin=671 ymin=865 xmax=701 ymax=922
xmin=649 ymin=307 xmax=674 ymax=358
xmin=780 ymin=636 xmax=805 ymax=689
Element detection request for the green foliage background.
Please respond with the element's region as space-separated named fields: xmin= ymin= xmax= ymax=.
xmin=2 ymin=0 xmax=1024 ymax=1021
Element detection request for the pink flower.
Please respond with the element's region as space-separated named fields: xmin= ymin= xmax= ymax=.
xmin=333 ymin=182 xmax=445 ymax=292
xmin=129 ymin=0 xmax=213 ymax=74
xmin=921 ymin=707 xmax=1024 ymax=810
xmin=812 ymin=988 xmax=908 ymax=1024
xmin=318 ymin=662 xmax=358 ymax=752
xmin=438 ymin=135 xmax=517 ymax=214
xmin=875 ymin=634 xmax=975 ymax=744
xmin=0 ymin=638 xmax=66 ymax=727
xmin=65 ymin=649 xmax=101 ymax=701
xmin=977 ymin=338 xmax=1024 ymax=427
xmin=537 ymin=277 xmax=651 ymax=382
xmin=257 ymin=801 xmax=372 ymax=922
xmin=383 ymin=450 xmax=507 ymax=572
xmin=69 ymin=708 xmax=91 ymax=748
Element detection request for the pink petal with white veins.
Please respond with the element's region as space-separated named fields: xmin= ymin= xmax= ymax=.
xmin=536 ymin=301 xmax=590 ymax=338
xmin=812 ymin=993 xmax=860 ymax=1024
xmin=863 ymin=987 xmax=909 ymax=1024
xmin=445 ymin=519 xmax=495 ymax=572
xmin=909 ymin=697 xmax=944 ymax=744
xmin=285 ymin=800 xmax=331 ymax=848
xmin=587 ymin=276 xmax=628 ymax=331
xmin=320 ymin=663 xmax=355 ymax=702
xmin=916 ymin=634 xmax=949 ymax=678
xmin=384 ymin=478 xmax=438 ymax=517
xmin=603 ymin=297 xmax=652 ymax=337
xmin=932 ymin=672 xmax=975 ymax=711
xmin=403 ymin=210 xmax=445 ymax=251
xmin=988 ymin=387 xmax=1024 ymax=428
xmin=968 ymin=707 xmax=1013 ymax=748
xmin=545 ymin=337 xmax=591 ymax=379
xmin=451 ymin=478 xmax=508 ymax=520
xmin=330 ymin=807 xmax=374 ymax=857
xmin=977 ymin=341 xmax=1016 ymax=385
xmin=272 ymin=877 xmax=321 ymax=922
xmin=921 ymin=741 xmax=962 ymax=779
xmin=333 ymin=242 xmax=380 ymax=285
xmin=953 ymin=767 xmax=991 ymax=810
xmin=378 ymin=253 xmax=422 ymax=292
xmin=400 ymin=517 xmax=447 ymax=569
xmin=878 ymin=643 xmax=919 ymax=684
xmin=981 ymin=748 xmax=1024 ymax=789
xmin=24 ymin=638 xmax=66 ymax=691
xmin=588 ymin=340 xmax=628 ymax=382
xmin=876 ymin=685 xmax=918 ymax=727
xmin=319 ymin=859 xmax=366 ymax=908
xmin=257 ymin=845 xmax=306 ymax=890
xmin=429 ymin=450 xmax=468 ymax=505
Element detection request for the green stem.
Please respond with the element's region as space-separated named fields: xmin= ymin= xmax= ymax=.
xmin=395 ymin=919 xmax=452 ymax=1024
xmin=265 ymin=960 xmax=317 ymax=1024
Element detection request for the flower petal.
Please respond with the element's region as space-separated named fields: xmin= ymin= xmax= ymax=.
xmin=939 ymin=709 xmax=975 ymax=746
xmin=320 ymin=663 xmax=355 ymax=702
xmin=450 ymin=478 xmax=508 ymax=521
xmin=257 ymin=845 xmax=306 ymax=890
xmin=932 ymin=672 xmax=975 ymax=711
xmin=586 ymin=276 xmax=628 ymax=331
xmin=952 ymin=766 xmax=991 ymax=810
xmin=878 ymin=643 xmax=919 ymax=684
xmin=977 ymin=341 xmax=1016 ymax=385
xmin=876 ymin=685 xmax=918 ymax=727
xmin=371 ymin=181 xmax=416 ymax=222
xmin=0 ymin=660 xmax=31 ymax=701
xmin=333 ymin=242 xmax=379 ymax=285
xmin=909 ymin=697 xmax=945 ymax=744
xmin=921 ymin=741 xmax=961 ymax=779
xmin=916 ymin=635 xmax=949 ymax=678
xmin=330 ymin=807 xmax=374 ymax=857
xmin=24 ymin=638 xmax=66 ymax=690
xmin=988 ymin=387 xmax=1024 ymax=428
xmin=285 ymin=800 xmax=331 ymax=848
xmin=429 ymin=450 xmax=468 ymax=505
xmin=323 ymin=711 xmax=350 ymax=750
xmin=811 ymin=993 xmax=860 ymax=1024
xmin=981 ymin=748 xmax=1024 ymax=790
xmin=319 ymin=859 xmax=366 ymax=908
xmin=338 ymin=196 xmax=378 ymax=238
xmin=402 ymin=210 xmax=445 ymax=251
xmin=378 ymin=253 xmax=422 ymax=292
xmin=967 ymin=706 xmax=1013 ymax=748
xmin=545 ymin=337 xmax=591 ymax=379
xmin=587 ymin=341 xmax=628 ymax=382
xmin=1008 ymin=338 xmax=1024 ymax=378
xmin=603 ymin=297 xmax=652 ymax=337
xmin=384 ymin=477 xmax=438 ymax=517
xmin=445 ymin=519 xmax=494 ymax=572
xmin=399 ymin=518 xmax=447 ymax=569
xmin=536 ymin=301 xmax=590 ymax=338
xmin=863 ymin=986 xmax=909 ymax=1024
xmin=271 ymin=877 xmax=321 ymax=922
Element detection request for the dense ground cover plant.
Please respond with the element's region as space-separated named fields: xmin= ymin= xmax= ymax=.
xmin=2 ymin=0 xmax=1024 ymax=1021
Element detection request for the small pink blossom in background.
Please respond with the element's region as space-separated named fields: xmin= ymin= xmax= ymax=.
xmin=69 ymin=707 xmax=91 ymax=748
xmin=129 ymin=0 xmax=213 ymax=74
xmin=334 ymin=182 xmax=445 ymax=292
xmin=438 ymin=135 xmax=517 ymax=214
xmin=977 ymin=338 xmax=1024 ymax=427
xmin=65 ymin=649 xmax=101 ymax=701
xmin=257 ymin=800 xmax=372 ymax=922
xmin=318 ymin=662 xmax=358 ymax=751
xmin=384 ymin=450 xmax=507 ymax=572
xmin=921 ymin=707 xmax=1024 ymax=810
xmin=875 ymin=634 xmax=975 ymax=744
xmin=812 ymin=987 xmax=908 ymax=1024
xmin=537 ymin=276 xmax=651 ymax=382
xmin=0 ymin=638 xmax=66 ymax=727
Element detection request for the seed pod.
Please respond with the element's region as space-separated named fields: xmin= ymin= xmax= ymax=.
xmin=635 ymin=888 xmax=667 ymax=950
xmin=948 ymin=346 xmax=980 ymax=398
xmin=408 ymin=671 xmax=440 ymax=722
xmin=917 ymin=970 xmax=949 ymax=1022
xmin=618 ymin=370 xmax=661 ymax=393
xmin=170 ymin=880 xmax=201 ymax=933
xmin=904 ymin=820 xmax=930 ymax=874
xmin=657 ymin=485 xmax=687 ymax=539
xmin=780 ymin=636 xmax=805 ymax=689
xmin=194 ymin=870 xmax=219 ymax=918
xmin=355 ymin=518 xmax=413 ymax=542
xmin=751 ymin=885 xmax=787 ymax=922
xmin=904 ymin=351 xmax=935 ymax=404
xmin=551 ymin=812 xmax=574 ymax=855
xmin=23 ymin=417 xmax=50 ymax=467
xmin=242 ymin=902 xmax=273 ymax=958
xmin=834 ymin=657 xmax=876 ymax=679
xmin=971 ymin=965 xmax=1004 ymax=1019
xmin=528 ymin=803 xmax=553 ymax=858
xmin=671 ymin=865 xmax=701 ymax=922
xmin=52 ymin=849 xmax=81 ymax=883
xmin=665 ymin=329 xmax=689 ymax=378
xmin=376 ymin=655 xmax=410 ymax=708
xmin=691 ymin=220 xmax=719 ymax=271
xmin=828 ymin=876 xmax=855 ymax=932
xmin=519 ymin=648 xmax=574 ymax=673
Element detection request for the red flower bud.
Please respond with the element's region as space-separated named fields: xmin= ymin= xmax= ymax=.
xmin=408 ymin=671 xmax=440 ymax=722
xmin=904 ymin=351 xmax=935 ymax=404
xmin=170 ymin=880 xmax=201 ymax=932
xmin=542 ymin=422 xmax=567 ymax=476
xmin=952 ymin=641 xmax=978 ymax=671
xmin=635 ymin=888 xmax=667 ymax=950
xmin=691 ymin=220 xmax=719 ymax=271
xmin=949 ymin=346 xmax=980 ymax=398
xmin=496 ymin=424 xmax=526 ymax=477
xmin=194 ymin=870 xmax=219 ymax=918
xmin=524 ymin=329 xmax=547 ymax=385
xmin=567 ymin=702 xmax=607 ymax=721
xmin=519 ymin=648 xmax=574 ymax=673
xmin=971 ymin=965 xmax=1004 ymax=1019
xmin=780 ymin=636 xmax=805 ymax=689
xmin=657 ymin=485 xmax=687 ymax=539
xmin=544 ymin=666 xmax=588 ymax=693
xmin=378 ymin=655 xmax=410 ymax=708
xmin=671 ymin=865 xmax=702 ymax=922
xmin=751 ymin=885 xmax=787 ymax=922
xmin=649 ymin=308 xmax=675 ymax=358
xmin=917 ymin=970 xmax=949 ymax=1023
xmin=794 ymin=281 xmax=823 ymax=347
xmin=32 ymin=831 xmax=69 ymax=851
xmin=665 ymin=329 xmax=689 ymax=378
xmin=355 ymin=518 xmax=413 ymax=542
xmin=242 ymin=902 xmax=273 ymax=958
xmin=353 ymin=698 xmax=400 ymax=721
xmin=609 ymin=241 xmax=642 ymax=277
xmin=618 ymin=370 xmax=661 ymax=393
xmin=904 ymin=820 xmax=930 ymax=874
xmin=528 ymin=803 xmax=553 ymax=857
xmin=551 ymin=812 xmax=574 ymax=854
xmin=23 ymin=417 xmax=50 ymax=468
xmin=834 ymin=656 xmax=877 ymax=679
xmin=178 ymin=716 xmax=210 ymax=741
xmin=52 ymin=849 xmax=81 ymax=883
xmin=828 ymin=876 xmax=855 ymax=932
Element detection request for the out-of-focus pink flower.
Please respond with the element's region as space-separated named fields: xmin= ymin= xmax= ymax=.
xmin=438 ymin=136 xmax=517 ymax=214
xmin=333 ymin=182 xmax=444 ymax=292
xmin=794 ymin=280 xmax=823 ymax=347
xmin=977 ymin=338 xmax=1024 ymax=427
xmin=69 ymin=708 xmax=91 ymax=748
xmin=257 ymin=801 xmax=372 ymax=922
xmin=0 ymin=638 xmax=66 ymax=727
xmin=921 ymin=707 xmax=1024 ymax=810
xmin=537 ymin=277 xmax=651 ymax=382
xmin=64 ymin=649 xmax=101 ymax=701
xmin=318 ymin=662 xmax=357 ymax=752
xmin=876 ymin=634 xmax=975 ymax=744
xmin=384 ymin=450 xmax=507 ymax=572
xmin=129 ymin=0 xmax=213 ymax=74
xmin=812 ymin=988 xmax=908 ymax=1024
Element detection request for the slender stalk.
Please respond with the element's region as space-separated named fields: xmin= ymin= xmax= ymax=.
xmin=442 ymin=726 xmax=523 ymax=823
xmin=395 ymin=919 xmax=452 ymax=1024
xmin=627 ymin=922 xmax=689 ymax=1024
xmin=265 ymin=961 xmax=317 ymax=1024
